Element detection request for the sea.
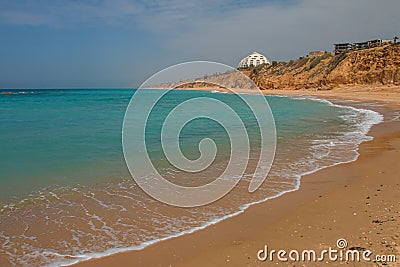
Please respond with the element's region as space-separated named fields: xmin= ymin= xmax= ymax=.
xmin=0 ymin=89 xmax=383 ymax=266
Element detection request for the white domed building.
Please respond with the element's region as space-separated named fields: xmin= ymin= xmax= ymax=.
xmin=238 ymin=52 xmax=270 ymax=68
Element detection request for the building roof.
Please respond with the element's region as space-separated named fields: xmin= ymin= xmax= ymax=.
xmin=238 ymin=51 xmax=270 ymax=68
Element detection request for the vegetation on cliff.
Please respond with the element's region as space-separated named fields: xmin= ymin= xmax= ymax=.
xmin=249 ymin=44 xmax=400 ymax=90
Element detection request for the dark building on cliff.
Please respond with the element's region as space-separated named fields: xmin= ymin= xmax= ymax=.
xmin=334 ymin=39 xmax=391 ymax=55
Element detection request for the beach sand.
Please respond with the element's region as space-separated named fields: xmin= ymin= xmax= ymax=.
xmin=73 ymin=87 xmax=400 ymax=267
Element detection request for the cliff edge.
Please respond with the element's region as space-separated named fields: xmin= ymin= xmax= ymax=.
xmin=249 ymin=44 xmax=400 ymax=90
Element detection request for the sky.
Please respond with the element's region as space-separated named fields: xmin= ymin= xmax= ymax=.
xmin=0 ymin=0 xmax=399 ymax=88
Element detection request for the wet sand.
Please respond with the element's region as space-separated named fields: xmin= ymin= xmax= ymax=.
xmin=73 ymin=87 xmax=400 ymax=267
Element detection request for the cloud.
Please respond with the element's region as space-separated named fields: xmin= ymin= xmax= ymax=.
xmin=0 ymin=10 xmax=50 ymax=26
xmin=0 ymin=0 xmax=142 ymax=27
xmin=165 ymin=0 xmax=400 ymax=63
xmin=0 ymin=1 xmax=288 ymax=28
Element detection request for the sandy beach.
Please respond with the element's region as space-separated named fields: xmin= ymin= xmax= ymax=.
xmin=73 ymin=87 xmax=400 ymax=267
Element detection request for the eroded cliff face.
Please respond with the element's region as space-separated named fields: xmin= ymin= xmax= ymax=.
xmin=249 ymin=44 xmax=400 ymax=90
xmin=152 ymin=70 xmax=257 ymax=90
xmin=152 ymin=44 xmax=400 ymax=91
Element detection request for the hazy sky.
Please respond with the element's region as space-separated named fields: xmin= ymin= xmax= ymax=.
xmin=0 ymin=0 xmax=399 ymax=88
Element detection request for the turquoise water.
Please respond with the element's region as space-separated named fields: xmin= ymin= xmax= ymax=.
xmin=0 ymin=89 xmax=132 ymax=201
xmin=0 ymin=89 xmax=382 ymax=266
xmin=0 ymin=89 xmax=344 ymax=200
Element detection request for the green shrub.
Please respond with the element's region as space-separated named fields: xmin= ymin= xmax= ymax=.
xmin=326 ymin=52 xmax=347 ymax=74
xmin=295 ymin=57 xmax=309 ymax=68
xmin=309 ymin=57 xmax=322 ymax=70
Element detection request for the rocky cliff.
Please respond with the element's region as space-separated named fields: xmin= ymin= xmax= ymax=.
xmin=249 ymin=44 xmax=400 ymax=90
xmin=152 ymin=69 xmax=257 ymax=90
xmin=152 ymin=44 xmax=400 ymax=91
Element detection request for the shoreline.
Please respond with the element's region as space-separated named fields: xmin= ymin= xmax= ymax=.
xmin=72 ymin=88 xmax=400 ymax=267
